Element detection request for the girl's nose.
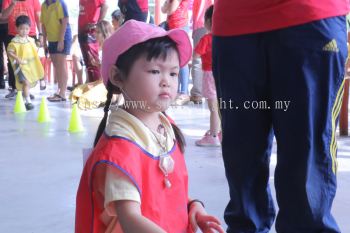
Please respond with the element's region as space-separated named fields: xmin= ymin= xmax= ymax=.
xmin=160 ymin=76 xmax=170 ymax=87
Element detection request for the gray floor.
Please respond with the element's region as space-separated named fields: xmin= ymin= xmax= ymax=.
xmin=0 ymin=85 xmax=349 ymax=233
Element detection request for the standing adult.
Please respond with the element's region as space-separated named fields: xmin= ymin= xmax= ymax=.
xmin=78 ymin=0 xmax=107 ymax=83
xmin=212 ymin=1 xmax=348 ymax=233
xmin=2 ymin=0 xmax=42 ymax=98
xmin=190 ymin=0 xmax=212 ymax=104
xmin=118 ymin=0 xmax=150 ymax=23
xmin=41 ymin=0 xmax=72 ymax=102
xmin=162 ymin=0 xmax=190 ymax=105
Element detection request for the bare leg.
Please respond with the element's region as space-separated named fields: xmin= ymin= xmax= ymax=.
xmin=50 ymin=54 xmax=59 ymax=93
xmin=22 ymin=80 xmax=30 ymax=100
xmin=72 ymin=54 xmax=83 ymax=85
xmin=207 ymin=98 xmax=221 ymax=136
xmin=56 ymin=54 xmax=68 ymax=97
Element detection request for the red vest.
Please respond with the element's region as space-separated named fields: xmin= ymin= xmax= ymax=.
xmin=75 ymin=134 xmax=189 ymax=233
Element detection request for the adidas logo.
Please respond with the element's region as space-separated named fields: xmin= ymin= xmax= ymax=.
xmin=323 ymin=39 xmax=339 ymax=52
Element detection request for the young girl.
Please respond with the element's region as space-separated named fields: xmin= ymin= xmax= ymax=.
xmin=70 ymin=20 xmax=113 ymax=110
xmin=194 ymin=6 xmax=221 ymax=147
xmin=75 ymin=20 xmax=224 ymax=233
xmin=7 ymin=15 xmax=44 ymax=110
xmin=90 ymin=20 xmax=114 ymax=68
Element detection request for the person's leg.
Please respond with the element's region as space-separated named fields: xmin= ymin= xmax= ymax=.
xmin=0 ymin=25 xmax=7 ymax=89
xmin=72 ymin=54 xmax=83 ymax=85
xmin=4 ymin=35 xmax=16 ymax=93
xmin=19 ymin=80 xmax=33 ymax=109
xmin=78 ymin=33 xmax=100 ymax=82
xmin=190 ymin=28 xmax=207 ymax=101
xmin=22 ymin=80 xmax=29 ymax=101
xmin=0 ymin=35 xmax=5 ymax=89
xmin=178 ymin=65 xmax=189 ymax=94
xmin=269 ymin=16 xmax=347 ymax=233
xmin=213 ymin=34 xmax=275 ymax=233
xmin=208 ymin=99 xmax=220 ymax=136
xmin=50 ymin=54 xmax=60 ymax=93
xmin=56 ymin=54 xmax=68 ymax=97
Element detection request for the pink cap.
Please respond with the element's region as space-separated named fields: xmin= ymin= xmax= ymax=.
xmin=101 ymin=20 xmax=192 ymax=86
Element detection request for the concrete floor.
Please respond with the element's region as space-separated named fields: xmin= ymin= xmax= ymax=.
xmin=0 ymin=85 xmax=350 ymax=233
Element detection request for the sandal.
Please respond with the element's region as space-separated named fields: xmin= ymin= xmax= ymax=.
xmin=47 ymin=94 xmax=66 ymax=102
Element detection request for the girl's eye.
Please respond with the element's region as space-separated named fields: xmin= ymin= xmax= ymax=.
xmin=170 ymin=72 xmax=178 ymax=77
xmin=148 ymin=70 xmax=160 ymax=74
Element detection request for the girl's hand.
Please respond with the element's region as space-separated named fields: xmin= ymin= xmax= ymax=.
xmin=17 ymin=58 xmax=26 ymax=65
xmin=189 ymin=202 xmax=224 ymax=233
xmin=195 ymin=212 xmax=224 ymax=233
xmin=57 ymin=40 xmax=64 ymax=52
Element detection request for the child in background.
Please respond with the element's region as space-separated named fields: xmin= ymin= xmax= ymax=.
xmin=70 ymin=20 xmax=113 ymax=110
xmin=7 ymin=15 xmax=44 ymax=110
xmin=75 ymin=20 xmax=224 ymax=233
xmin=90 ymin=20 xmax=114 ymax=67
xmin=194 ymin=5 xmax=221 ymax=147
xmin=111 ymin=9 xmax=124 ymax=31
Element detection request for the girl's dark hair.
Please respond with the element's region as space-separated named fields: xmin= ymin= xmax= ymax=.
xmin=111 ymin=9 xmax=124 ymax=23
xmin=16 ymin=15 xmax=31 ymax=27
xmin=204 ymin=5 xmax=214 ymax=22
xmin=94 ymin=36 xmax=186 ymax=152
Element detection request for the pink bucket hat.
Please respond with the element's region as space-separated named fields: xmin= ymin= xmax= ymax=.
xmin=101 ymin=20 xmax=192 ymax=86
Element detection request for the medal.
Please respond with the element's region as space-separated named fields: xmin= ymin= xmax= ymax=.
xmin=144 ymin=116 xmax=175 ymax=189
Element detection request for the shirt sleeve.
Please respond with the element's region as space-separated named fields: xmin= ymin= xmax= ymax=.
xmin=7 ymin=42 xmax=16 ymax=54
xmin=57 ymin=0 xmax=69 ymax=19
xmin=195 ymin=35 xmax=207 ymax=56
xmin=104 ymin=165 xmax=141 ymax=216
xmin=2 ymin=0 xmax=10 ymax=10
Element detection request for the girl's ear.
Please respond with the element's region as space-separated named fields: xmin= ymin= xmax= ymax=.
xmin=109 ymin=65 xmax=125 ymax=90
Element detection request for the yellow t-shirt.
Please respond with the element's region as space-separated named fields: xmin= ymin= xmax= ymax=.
xmin=40 ymin=0 xmax=71 ymax=42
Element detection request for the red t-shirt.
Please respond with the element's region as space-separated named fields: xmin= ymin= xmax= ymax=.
xmin=2 ymin=0 xmax=41 ymax=36
xmin=167 ymin=0 xmax=189 ymax=29
xmin=195 ymin=33 xmax=212 ymax=71
xmin=192 ymin=0 xmax=213 ymax=30
xmin=78 ymin=0 xmax=105 ymax=31
xmin=213 ymin=0 xmax=350 ymax=36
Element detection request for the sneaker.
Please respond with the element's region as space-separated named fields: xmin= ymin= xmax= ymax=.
xmin=173 ymin=94 xmax=190 ymax=106
xmin=190 ymin=95 xmax=203 ymax=104
xmin=25 ymin=103 xmax=34 ymax=110
xmin=195 ymin=134 xmax=221 ymax=147
xmin=204 ymin=130 xmax=222 ymax=142
xmin=5 ymin=89 xmax=17 ymax=98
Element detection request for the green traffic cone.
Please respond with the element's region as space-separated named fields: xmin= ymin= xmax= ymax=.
xmin=37 ymin=97 xmax=51 ymax=123
xmin=14 ymin=91 xmax=26 ymax=113
xmin=68 ymin=104 xmax=84 ymax=133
